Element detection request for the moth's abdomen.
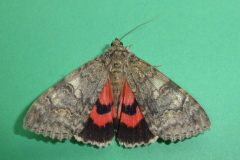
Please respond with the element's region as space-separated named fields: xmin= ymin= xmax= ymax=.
xmin=110 ymin=74 xmax=125 ymax=105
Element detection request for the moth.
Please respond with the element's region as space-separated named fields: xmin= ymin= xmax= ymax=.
xmin=24 ymin=38 xmax=210 ymax=147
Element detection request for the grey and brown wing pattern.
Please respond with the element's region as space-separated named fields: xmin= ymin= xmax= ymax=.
xmin=23 ymin=57 xmax=108 ymax=141
xmin=23 ymin=38 xmax=210 ymax=147
xmin=126 ymin=53 xmax=210 ymax=142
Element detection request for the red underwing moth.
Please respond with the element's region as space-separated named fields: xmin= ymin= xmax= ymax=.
xmin=23 ymin=38 xmax=210 ymax=148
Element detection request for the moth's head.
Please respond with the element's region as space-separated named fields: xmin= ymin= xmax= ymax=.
xmin=111 ymin=38 xmax=124 ymax=48
xmin=105 ymin=38 xmax=128 ymax=59
xmin=104 ymin=38 xmax=128 ymax=63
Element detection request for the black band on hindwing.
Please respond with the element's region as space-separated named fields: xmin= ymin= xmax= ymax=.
xmin=96 ymin=100 xmax=112 ymax=114
xmin=122 ymin=100 xmax=138 ymax=115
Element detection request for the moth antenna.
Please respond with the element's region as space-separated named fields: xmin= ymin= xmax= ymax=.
xmin=119 ymin=16 xmax=159 ymax=40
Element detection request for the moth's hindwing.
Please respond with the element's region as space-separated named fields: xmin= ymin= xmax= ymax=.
xmin=117 ymin=80 xmax=158 ymax=147
xmin=23 ymin=57 xmax=108 ymax=141
xmin=74 ymin=80 xmax=116 ymax=147
xmin=126 ymin=54 xmax=211 ymax=142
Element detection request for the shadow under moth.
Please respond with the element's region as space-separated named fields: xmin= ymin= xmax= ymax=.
xmin=23 ymin=38 xmax=210 ymax=148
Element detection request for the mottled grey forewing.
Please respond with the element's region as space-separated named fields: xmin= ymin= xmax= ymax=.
xmin=24 ymin=57 xmax=108 ymax=140
xmin=126 ymin=54 xmax=210 ymax=141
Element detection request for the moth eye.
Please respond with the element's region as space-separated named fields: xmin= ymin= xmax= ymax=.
xmin=120 ymin=42 xmax=123 ymax=45
xmin=111 ymin=42 xmax=113 ymax=46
